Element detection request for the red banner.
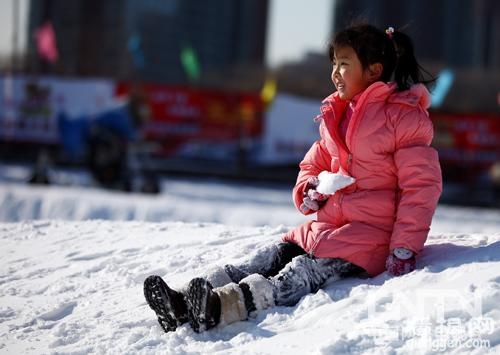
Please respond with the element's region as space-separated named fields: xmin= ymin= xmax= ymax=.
xmin=431 ymin=112 xmax=500 ymax=181
xmin=115 ymin=83 xmax=264 ymax=157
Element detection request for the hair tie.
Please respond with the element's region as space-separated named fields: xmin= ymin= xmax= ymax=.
xmin=385 ymin=26 xmax=395 ymax=39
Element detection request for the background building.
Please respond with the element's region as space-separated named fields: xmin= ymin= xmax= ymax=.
xmin=23 ymin=0 xmax=500 ymax=111
xmin=332 ymin=0 xmax=500 ymax=70
xmin=26 ymin=0 xmax=269 ymax=90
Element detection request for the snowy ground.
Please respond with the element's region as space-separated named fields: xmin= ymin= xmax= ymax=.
xmin=1 ymin=163 xmax=500 ymax=354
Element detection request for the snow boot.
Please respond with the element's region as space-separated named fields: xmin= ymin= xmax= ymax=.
xmin=186 ymin=274 xmax=275 ymax=332
xmin=237 ymin=274 xmax=275 ymax=314
xmin=143 ymin=275 xmax=188 ymax=333
xmin=185 ymin=278 xmax=222 ymax=332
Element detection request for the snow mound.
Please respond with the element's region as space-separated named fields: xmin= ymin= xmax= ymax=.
xmin=1 ymin=164 xmax=500 ymax=353
xmin=1 ymin=220 xmax=499 ymax=354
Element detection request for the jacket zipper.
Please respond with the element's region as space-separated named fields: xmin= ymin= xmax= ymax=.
xmin=347 ymin=153 xmax=353 ymax=173
xmin=324 ymin=106 xmax=351 ymax=173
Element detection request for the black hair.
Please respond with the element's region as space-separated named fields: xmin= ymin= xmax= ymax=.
xmin=328 ymin=23 xmax=435 ymax=91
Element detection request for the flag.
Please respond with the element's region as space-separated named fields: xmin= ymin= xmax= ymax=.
xmin=430 ymin=69 xmax=454 ymax=108
xmin=260 ymin=76 xmax=277 ymax=108
xmin=34 ymin=22 xmax=58 ymax=63
xmin=180 ymin=45 xmax=200 ymax=82
xmin=127 ymin=33 xmax=145 ymax=69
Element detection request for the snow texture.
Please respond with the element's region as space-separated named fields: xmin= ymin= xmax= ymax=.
xmin=204 ymin=266 xmax=234 ymax=289
xmin=316 ymin=171 xmax=356 ymax=195
xmin=1 ymin=163 xmax=500 ymax=354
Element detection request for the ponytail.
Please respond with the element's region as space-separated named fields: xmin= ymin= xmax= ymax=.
xmin=391 ymin=30 xmax=435 ymax=91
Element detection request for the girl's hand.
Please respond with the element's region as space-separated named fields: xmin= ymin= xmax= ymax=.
xmin=386 ymin=248 xmax=416 ymax=276
xmin=299 ymin=176 xmax=329 ymax=213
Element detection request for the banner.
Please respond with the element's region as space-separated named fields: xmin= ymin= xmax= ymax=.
xmin=115 ymin=82 xmax=264 ymax=160
xmin=431 ymin=112 xmax=500 ymax=182
xmin=0 ymin=76 xmax=116 ymax=144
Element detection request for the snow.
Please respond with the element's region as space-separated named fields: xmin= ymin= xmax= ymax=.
xmin=316 ymin=171 xmax=356 ymax=195
xmin=1 ymin=163 xmax=500 ymax=354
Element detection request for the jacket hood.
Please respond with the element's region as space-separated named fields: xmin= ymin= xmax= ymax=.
xmin=387 ymin=83 xmax=431 ymax=109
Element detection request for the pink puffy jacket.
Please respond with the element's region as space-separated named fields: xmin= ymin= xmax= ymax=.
xmin=282 ymin=82 xmax=442 ymax=276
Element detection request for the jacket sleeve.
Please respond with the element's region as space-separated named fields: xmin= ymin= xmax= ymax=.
xmin=292 ymin=136 xmax=333 ymax=214
xmin=391 ymin=108 xmax=443 ymax=253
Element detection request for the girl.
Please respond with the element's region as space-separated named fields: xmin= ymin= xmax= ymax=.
xmin=143 ymin=23 xmax=442 ymax=333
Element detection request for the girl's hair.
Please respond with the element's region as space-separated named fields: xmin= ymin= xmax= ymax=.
xmin=328 ymin=23 xmax=435 ymax=91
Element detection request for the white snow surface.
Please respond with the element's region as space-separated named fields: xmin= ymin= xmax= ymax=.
xmin=1 ymin=163 xmax=500 ymax=354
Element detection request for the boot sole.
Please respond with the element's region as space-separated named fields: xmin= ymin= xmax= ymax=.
xmin=143 ymin=275 xmax=187 ymax=333
xmin=186 ymin=278 xmax=221 ymax=333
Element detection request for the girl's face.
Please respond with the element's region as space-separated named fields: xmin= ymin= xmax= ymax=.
xmin=331 ymin=46 xmax=374 ymax=100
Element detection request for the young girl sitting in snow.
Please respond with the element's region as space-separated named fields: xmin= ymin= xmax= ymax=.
xmin=143 ymin=23 xmax=442 ymax=333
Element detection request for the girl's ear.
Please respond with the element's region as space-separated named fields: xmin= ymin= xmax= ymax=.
xmin=367 ymin=63 xmax=383 ymax=82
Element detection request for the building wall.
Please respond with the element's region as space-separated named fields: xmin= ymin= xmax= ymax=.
xmin=27 ymin=0 xmax=269 ymax=86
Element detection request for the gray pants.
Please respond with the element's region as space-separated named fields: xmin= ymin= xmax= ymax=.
xmin=221 ymin=242 xmax=363 ymax=307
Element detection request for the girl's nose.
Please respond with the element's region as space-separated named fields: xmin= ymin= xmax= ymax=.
xmin=332 ymin=68 xmax=340 ymax=80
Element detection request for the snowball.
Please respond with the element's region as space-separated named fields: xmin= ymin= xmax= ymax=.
xmin=315 ymin=171 xmax=355 ymax=195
